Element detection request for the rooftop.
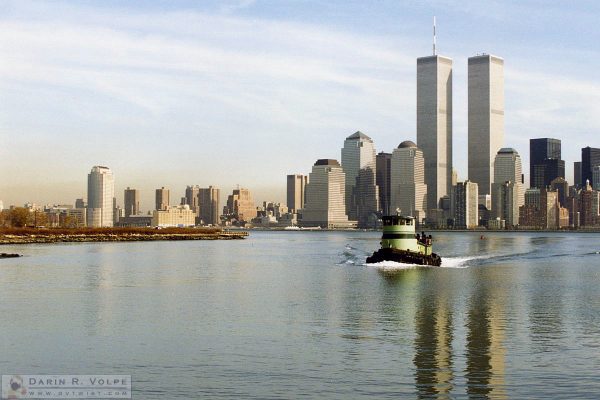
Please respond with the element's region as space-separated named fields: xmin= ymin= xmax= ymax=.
xmin=398 ymin=140 xmax=417 ymax=149
xmin=345 ymin=131 xmax=372 ymax=141
xmin=314 ymin=159 xmax=340 ymax=167
xmin=497 ymin=147 xmax=519 ymax=154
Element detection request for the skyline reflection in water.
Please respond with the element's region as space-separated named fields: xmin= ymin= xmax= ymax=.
xmin=1 ymin=231 xmax=600 ymax=398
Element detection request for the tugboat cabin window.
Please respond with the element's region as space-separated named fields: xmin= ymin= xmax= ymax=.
xmin=382 ymin=216 xmax=414 ymax=226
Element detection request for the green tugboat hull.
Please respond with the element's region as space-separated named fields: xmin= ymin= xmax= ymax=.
xmin=366 ymin=248 xmax=442 ymax=266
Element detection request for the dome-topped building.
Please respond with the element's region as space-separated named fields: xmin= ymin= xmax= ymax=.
xmin=390 ymin=141 xmax=427 ymax=223
xmin=398 ymin=140 xmax=417 ymax=149
xmin=494 ymin=148 xmax=522 ymax=185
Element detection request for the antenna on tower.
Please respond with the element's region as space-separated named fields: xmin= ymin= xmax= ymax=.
xmin=433 ymin=16 xmax=437 ymax=55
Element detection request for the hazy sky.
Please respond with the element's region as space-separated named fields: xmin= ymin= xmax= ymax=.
xmin=2 ymin=0 xmax=600 ymax=211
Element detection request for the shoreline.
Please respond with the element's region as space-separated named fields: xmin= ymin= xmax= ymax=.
xmin=0 ymin=228 xmax=248 ymax=245
xmin=248 ymin=227 xmax=600 ymax=233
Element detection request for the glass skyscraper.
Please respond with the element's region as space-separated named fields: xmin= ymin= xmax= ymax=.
xmin=581 ymin=147 xmax=600 ymax=187
xmin=530 ymin=138 xmax=564 ymax=188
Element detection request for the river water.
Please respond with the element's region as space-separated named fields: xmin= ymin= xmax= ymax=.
xmin=1 ymin=231 xmax=600 ymax=398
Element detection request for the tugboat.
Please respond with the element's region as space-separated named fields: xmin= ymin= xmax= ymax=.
xmin=366 ymin=215 xmax=442 ymax=266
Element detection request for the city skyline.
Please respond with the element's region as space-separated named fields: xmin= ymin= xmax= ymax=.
xmin=2 ymin=1 xmax=600 ymax=210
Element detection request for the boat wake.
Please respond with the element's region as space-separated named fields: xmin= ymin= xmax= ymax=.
xmin=363 ymin=260 xmax=421 ymax=270
xmin=339 ymin=243 xmax=372 ymax=266
xmin=363 ymin=254 xmax=493 ymax=270
xmin=440 ymin=256 xmax=482 ymax=268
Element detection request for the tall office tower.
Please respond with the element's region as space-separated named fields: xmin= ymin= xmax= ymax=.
xmin=529 ymin=138 xmax=564 ymax=188
xmin=155 ymin=187 xmax=170 ymax=211
xmin=112 ymin=197 xmax=124 ymax=225
xmin=185 ymin=185 xmax=201 ymax=217
xmin=468 ymin=54 xmax=504 ymax=196
xmin=75 ymin=198 xmax=86 ymax=209
xmin=301 ymin=159 xmax=351 ymax=228
xmin=578 ymin=182 xmax=597 ymax=227
xmin=593 ymin=166 xmax=600 ymax=191
xmin=198 ymin=186 xmax=220 ymax=226
xmin=225 ymin=188 xmax=256 ymax=223
xmin=376 ymin=152 xmax=392 ymax=215
xmin=565 ymin=194 xmax=579 ymax=227
xmin=124 ymin=187 xmax=140 ymax=217
xmin=417 ymin=54 xmax=452 ymax=212
xmin=87 ymin=166 xmax=114 ymax=227
xmin=453 ymin=180 xmax=478 ymax=229
xmin=593 ymin=191 xmax=600 ymax=223
xmin=581 ymin=147 xmax=600 ymax=187
xmin=579 ymin=185 xmax=599 ymax=226
xmin=286 ymin=174 xmax=307 ymax=213
xmin=541 ymin=159 xmax=565 ymax=186
xmin=493 ymin=147 xmax=524 ymax=206
xmin=0 ymin=200 xmax=3 ymax=211
xmin=390 ymin=141 xmax=427 ymax=222
xmin=341 ymin=131 xmax=379 ymax=228
xmin=491 ymin=181 xmax=519 ymax=227
xmin=550 ymin=177 xmax=569 ymax=207
xmin=540 ymin=189 xmax=559 ymax=229
xmin=494 ymin=148 xmax=523 ymax=183
xmin=574 ymin=161 xmax=582 ymax=188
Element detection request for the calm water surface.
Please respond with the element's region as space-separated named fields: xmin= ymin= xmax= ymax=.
xmin=1 ymin=231 xmax=600 ymax=398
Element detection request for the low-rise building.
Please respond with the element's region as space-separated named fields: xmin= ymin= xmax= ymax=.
xmin=558 ymin=207 xmax=569 ymax=228
xmin=152 ymin=205 xmax=196 ymax=227
xmin=487 ymin=218 xmax=505 ymax=230
xmin=519 ymin=204 xmax=539 ymax=228
xmin=519 ymin=188 xmax=561 ymax=229
xmin=117 ymin=215 xmax=153 ymax=227
xmin=277 ymin=212 xmax=298 ymax=227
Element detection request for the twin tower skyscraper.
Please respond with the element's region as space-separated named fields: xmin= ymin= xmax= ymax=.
xmin=417 ymin=50 xmax=504 ymax=212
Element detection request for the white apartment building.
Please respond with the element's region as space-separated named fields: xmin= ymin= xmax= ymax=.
xmin=87 ymin=165 xmax=114 ymax=227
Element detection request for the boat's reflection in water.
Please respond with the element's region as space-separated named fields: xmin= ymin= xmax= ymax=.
xmin=379 ymin=266 xmax=508 ymax=399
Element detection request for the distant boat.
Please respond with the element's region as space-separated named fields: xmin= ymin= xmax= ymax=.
xmin=366 ymin=215 xmax=442 ymax=266
xmin=284 ymin=225 xmax=300 ymax=230
xmin=0 ymin=253 xmax=21 ymax=259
